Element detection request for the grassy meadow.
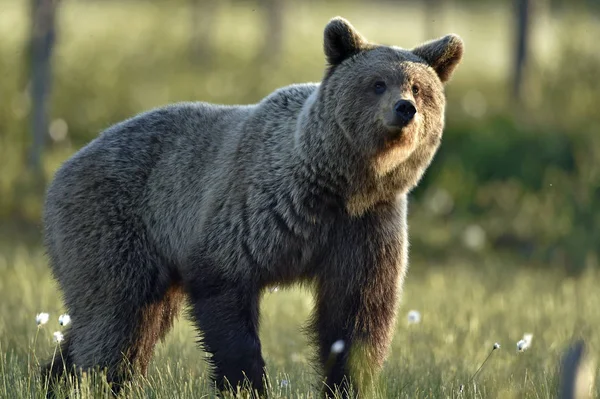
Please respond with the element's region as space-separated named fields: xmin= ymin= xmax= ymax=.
xmin=1 ymin=244 xmax=599 ymax=398
xmin=1 ymin=0 xmax=600 ymax=398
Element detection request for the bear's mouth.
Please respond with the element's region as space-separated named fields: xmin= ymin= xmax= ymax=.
xmin=372 ymin=135 xmax=417 ymax=176
xmin=382 ymin=127 xmax=413 ymax=149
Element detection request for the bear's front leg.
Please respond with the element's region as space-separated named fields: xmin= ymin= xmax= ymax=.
xmin=311 ymin=206 xmax=408 ymax=398
xmin=188 ymin=276 xmax=266 ymax=397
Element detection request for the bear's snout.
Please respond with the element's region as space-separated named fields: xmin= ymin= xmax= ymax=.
xmin=392 ymin=99 xmax=417 ymax=127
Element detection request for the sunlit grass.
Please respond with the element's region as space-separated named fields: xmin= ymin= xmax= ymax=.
xmin=1 ymin=240 xmax=598 ymax=398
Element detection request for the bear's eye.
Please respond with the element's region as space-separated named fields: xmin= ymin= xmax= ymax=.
xmin=412 ymin=84 xmax=420 ymax=96
xmin=373 ymin=81 xmax=387 ymax=95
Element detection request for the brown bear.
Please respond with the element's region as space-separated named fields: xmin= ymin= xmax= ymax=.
xmin=42 ymin=16 xmax=463 ymax=398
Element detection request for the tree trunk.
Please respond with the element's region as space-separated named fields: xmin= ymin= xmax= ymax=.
xmin=423 ymin=0 xmax=443 ymax=40
xmin=189 ymin=0 xmax=218 ymax=65
xmin=29 ymin=0 xmax=58 ymax=175
xmin=259 ymin=0 xmax=286 ymax=63
xmin=513 ymin=0 xmax=531 ymax=106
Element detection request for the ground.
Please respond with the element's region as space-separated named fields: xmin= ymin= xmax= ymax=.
xmin=1 ymin=239 xmax=598 ymax=398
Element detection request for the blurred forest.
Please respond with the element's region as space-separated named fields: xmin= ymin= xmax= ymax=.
xmin=1 ymin=0 xmax=599 ymax=274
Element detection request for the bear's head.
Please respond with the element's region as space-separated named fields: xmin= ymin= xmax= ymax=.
xmin=320 ymin=17 xmax=463 ymax=179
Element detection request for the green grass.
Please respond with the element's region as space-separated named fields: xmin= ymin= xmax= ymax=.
xmin=1 ymin=241 xmax=598 ymax=398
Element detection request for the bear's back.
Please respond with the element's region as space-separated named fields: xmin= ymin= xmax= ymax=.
xmin=44 ymin=85 xmax=321 ymax=276
xmin=141 ymin=84 xmax=322 ymax=267
xmin=43 ymin=102 xmax=252 ymax=272
xmin=48 ymin=102 xmax=245 ymax=188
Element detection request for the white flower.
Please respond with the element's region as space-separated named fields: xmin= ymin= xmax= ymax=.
xmin=462 ymin=224 xmax=486 ymax=251
xmin=330 ymin=340 xmax=345 ymax=354
xmin=493 ymin=342 xmax=501 ymax=350
xmin=280 ymin=379 xmax=289 ymax=388
xmin=517 ymin=333 xmax=533 ymax=352
xmin=407 ymin=310 xmax=421 ymax=325
xmin=58 ymin=314 xmax=71 ymax=326
xmin=53 ymin=331 xmax=64 ymax=343
xmin=36 ymin=313 xmax=49 ymax=326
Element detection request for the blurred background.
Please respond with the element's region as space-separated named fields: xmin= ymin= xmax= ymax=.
xmin=1 ymin=0 xmax=599 ymax=275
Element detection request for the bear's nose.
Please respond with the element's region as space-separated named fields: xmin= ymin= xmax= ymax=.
xmin=394 ymin=100 xmax=417 ymax=126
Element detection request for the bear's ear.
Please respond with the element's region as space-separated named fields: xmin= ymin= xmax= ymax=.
xmin=412 ymin=34 xmax=464 ymax=83
xmin=324 ymin=17 xmax=367 ymax=66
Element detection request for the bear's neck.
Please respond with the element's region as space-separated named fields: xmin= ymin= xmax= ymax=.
xmin=293 ymin=90 xmax=416 ymax=217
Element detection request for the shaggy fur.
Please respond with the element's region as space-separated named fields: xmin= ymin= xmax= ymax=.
xmin=42 ymin=17 xmax=463 ymax=398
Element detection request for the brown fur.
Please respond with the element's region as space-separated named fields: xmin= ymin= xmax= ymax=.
xmin=41 ymin=16 xmax=463 ymax=398
xmin=132 ymin=284 xmax=185 ymax=376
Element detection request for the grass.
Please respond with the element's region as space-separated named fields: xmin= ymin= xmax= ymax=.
xmin=0 ymin=240 xmax=598 ymax=398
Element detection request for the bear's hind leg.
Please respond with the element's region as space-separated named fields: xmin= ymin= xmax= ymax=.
xmin=63 ymin=284 xmax=182 ymax=396
xmin=65 ymin=304 xmax=148 ymax=394
xmin=137 ymin=284 xmax=185 ymax=376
